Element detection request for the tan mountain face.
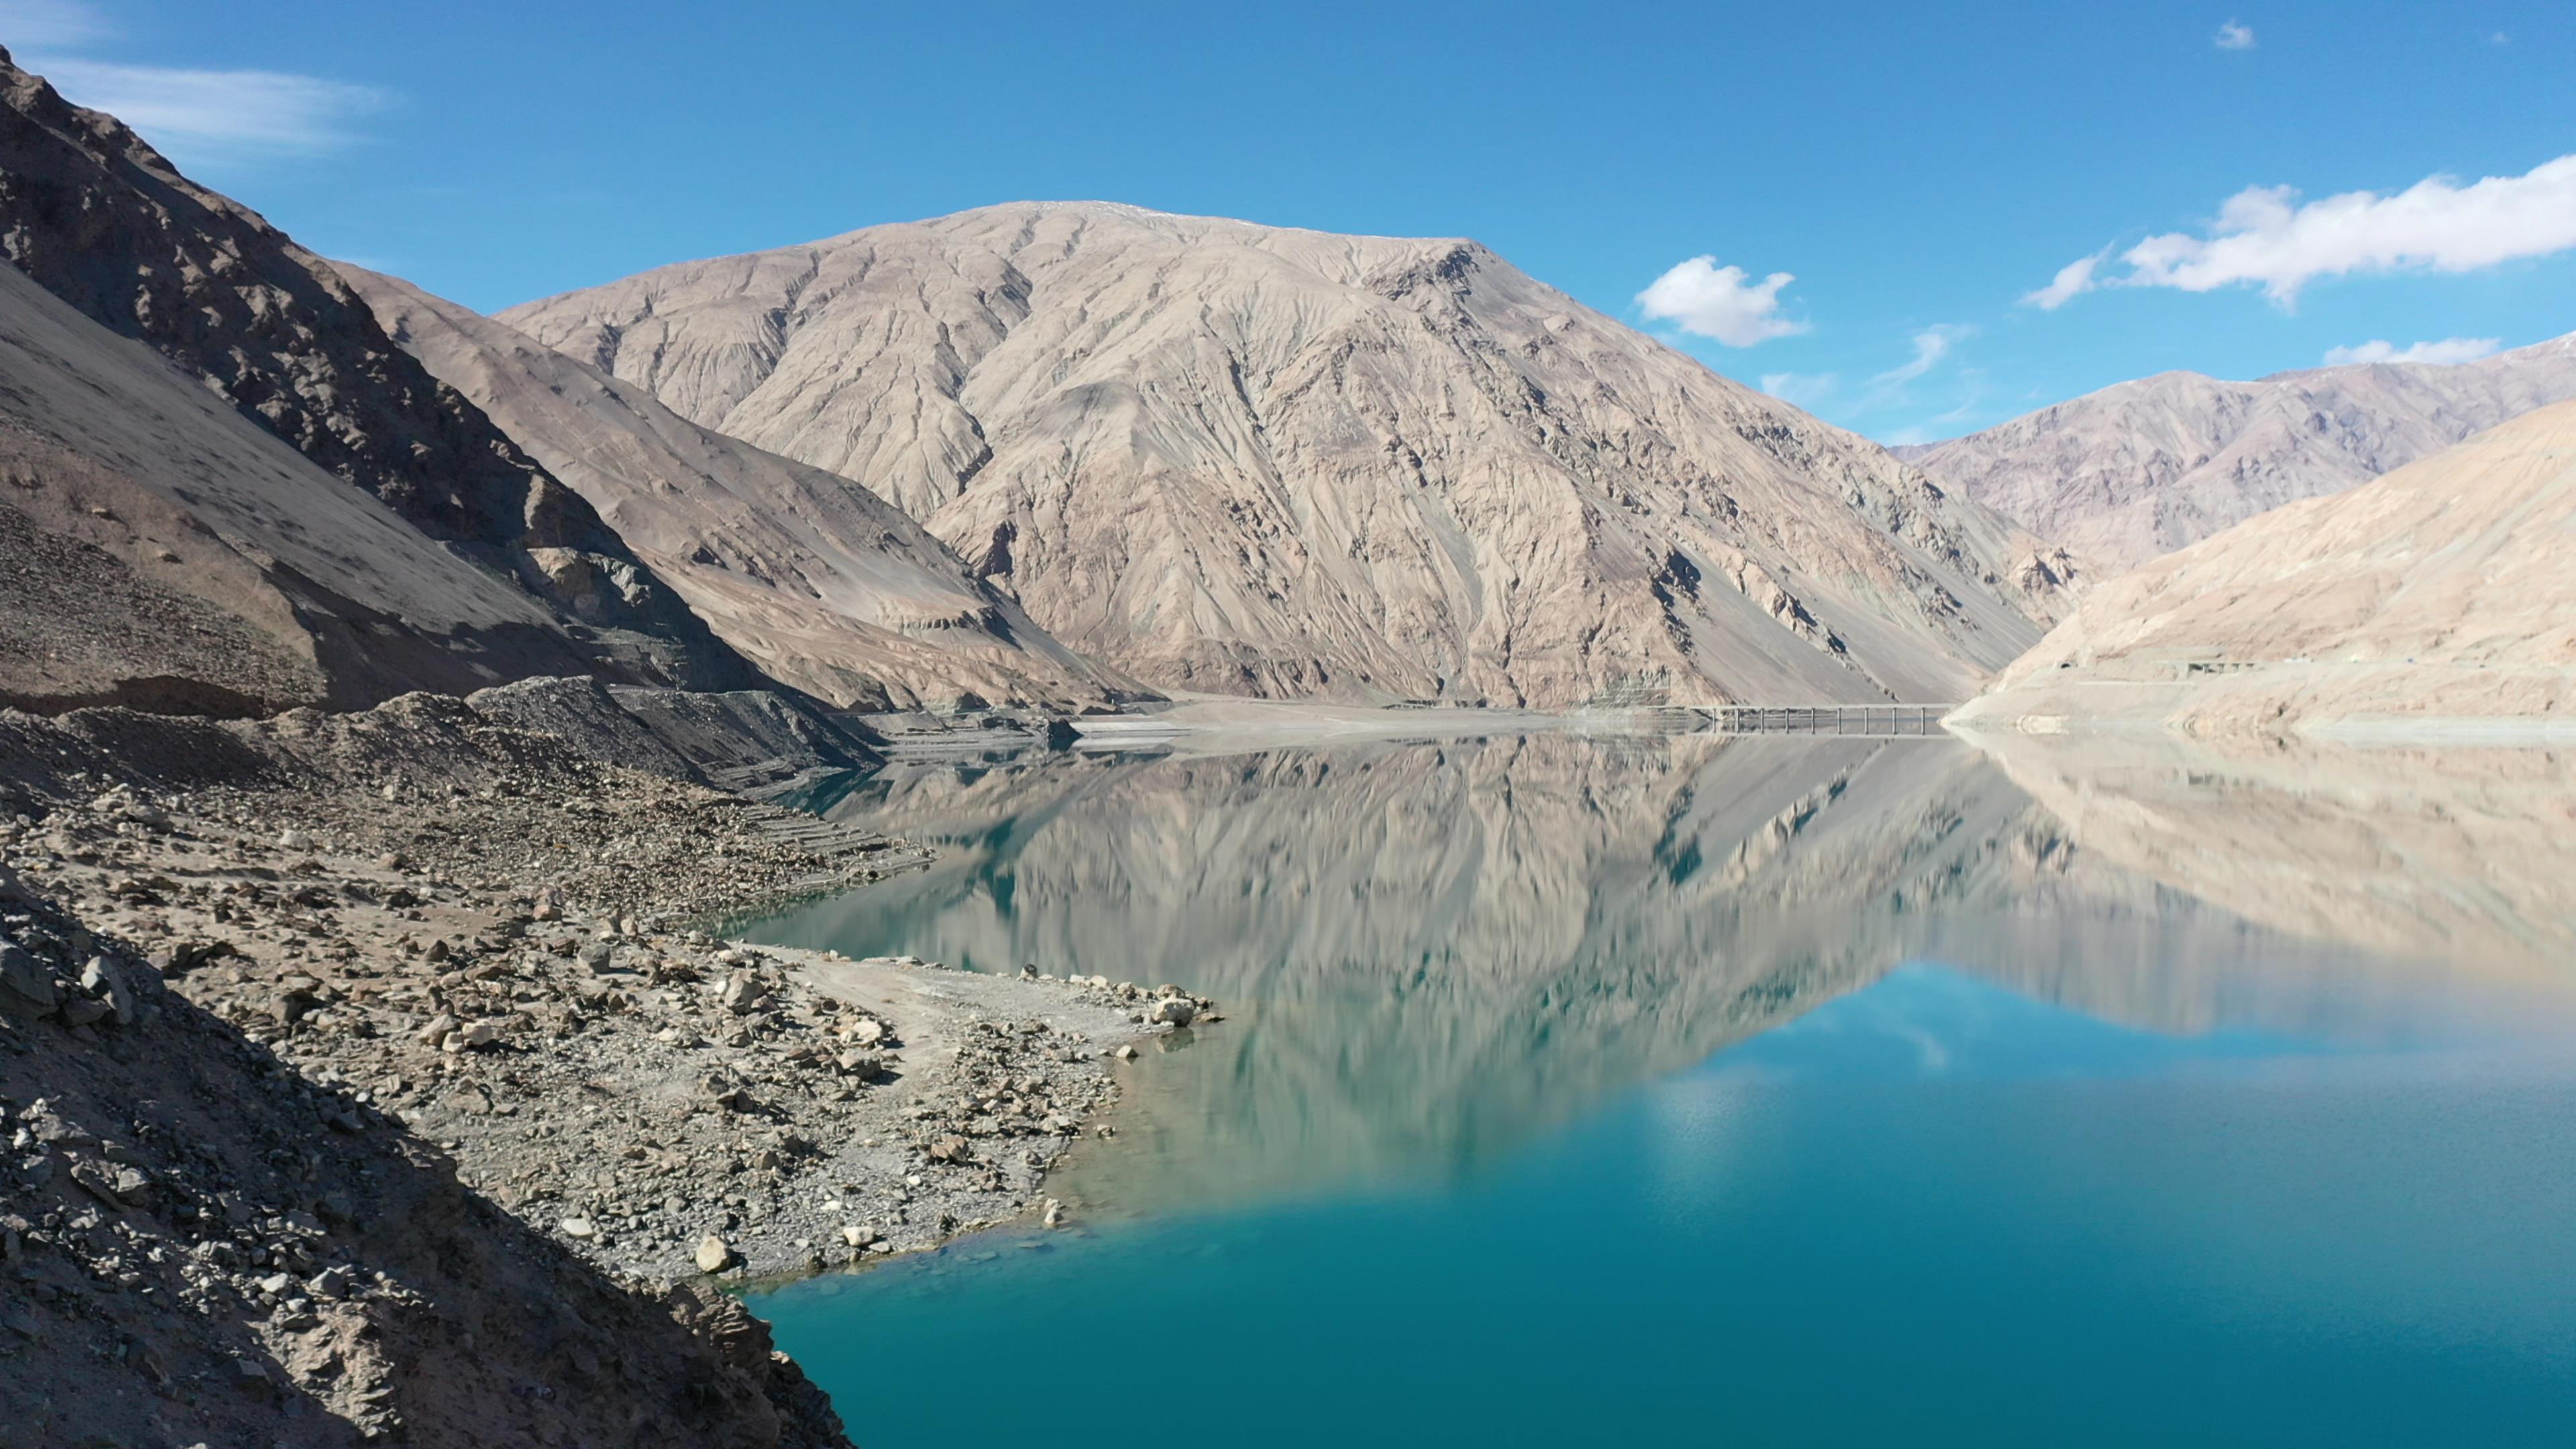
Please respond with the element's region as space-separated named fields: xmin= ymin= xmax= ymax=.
xmin=503 ymin=203 xmax=2074 ymax=706
xmin=0 ymin=47 xmax=764 ymax=701
xmin=1900 ymin=333 xmax=2576 ymax=571
xmin=1951 ymin=398 xmax=2576 ymax=735
xmin=337 ymin=265 xmax=1146 ymax=712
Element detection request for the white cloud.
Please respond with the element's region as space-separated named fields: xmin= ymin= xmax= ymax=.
xmin=2322 ymin=336 xmax=2502 ymax=367
xmin=2214 ymin=18 xmax=2256 ymax=50
xmin=0 ymin=0 xmax=111 ymax=48
xmin=2032 ymin=154 xmax=2576 ymax=307
xmin=17 ymin=56 xmax=388 ymax=166
xmin=1758 ymin=372 xmax=1837 ymax=409
xmin=1637 ymin=256 xmax=1809 ymax=347
xmin=2021 ymin=252 xmax=2104 ymax=310
xmin=1872 ymin=325 xmax=1972 ymax=386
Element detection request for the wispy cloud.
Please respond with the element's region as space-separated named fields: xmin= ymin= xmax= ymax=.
xmin=6 ymin=3 xmax=390 ymax=170
xmin=1871 ymin=325 xmax=1972 ymax=386
xmin=2322 ymin=336 xmax=2502 ymax=367
xmin=0 ymin=0 xmax=111 ymax=48
xmin=2021 ymin=252 xmax=2104 ymax=310
xmin=2214 ymin=18 xmax=2257 ymax=50
xmin=1758 ymin=372 xmax=1837 ymax=410
xmin=1637 ymin=256 xmax=1809 ymax=347
xmin=2029 ymin=154 xmax=2576 ymax=307
xmin=25 ymin=57 xmax=388 ymax=166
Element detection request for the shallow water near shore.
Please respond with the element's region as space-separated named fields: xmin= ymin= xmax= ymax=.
xmin=737 ymin=732 xmax=2576 ymax=1446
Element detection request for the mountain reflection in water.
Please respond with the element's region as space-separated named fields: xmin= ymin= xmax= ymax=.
xmin=737 ymin=731 xmax=2576 ymax=1214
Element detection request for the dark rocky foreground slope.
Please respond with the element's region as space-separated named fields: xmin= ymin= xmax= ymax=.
xmin=0 ymin=700 xmax=867 ymax=1446
xmin=0 ymin=692 xmax=1212 ymax=1445
xmin=0 ymin=875 xmax=847 ymax=1448
xmin=0 ymin=47 xmax=765 ymax=712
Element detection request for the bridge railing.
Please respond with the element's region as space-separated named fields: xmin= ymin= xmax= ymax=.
xmin=1701 ymin=704 xmax=1953 ymax=737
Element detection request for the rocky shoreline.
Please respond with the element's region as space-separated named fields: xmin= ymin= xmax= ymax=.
xmin=0 ymin=696 xmax=1216 ymax=1447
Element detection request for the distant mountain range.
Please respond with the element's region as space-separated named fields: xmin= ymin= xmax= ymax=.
xmin=1953 ymin=396 xmax=2576 ymax=734
xmin=13 ymin=31 xmax=2565 ymax=734
xmin=1900 ymin=333 xmax=2576 ymax=570
xmin=500 ymin=203 xmax=2076 ymax=707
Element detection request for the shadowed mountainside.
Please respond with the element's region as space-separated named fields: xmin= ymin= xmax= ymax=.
xmin=339 ymin=264 xmax=1146 ymax=712
xmin=0 ymin=47 xmax=763 ymax=711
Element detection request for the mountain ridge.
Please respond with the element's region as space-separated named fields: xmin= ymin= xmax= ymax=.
xmin=1900 ymin=331 xmax=2576 ymax=570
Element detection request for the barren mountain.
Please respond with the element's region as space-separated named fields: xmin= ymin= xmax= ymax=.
xmin=1951 ymin=398 xmax=2576 ymax=735
xmin=1900 ymin=332 xmax=2576 ymax=570
xmin=502 ymin=203 xmax=2074 ymax=707
xmin=0 ymin=48 xmax=762 ymax=708
xmin=338 ymin=265 xmax=1143 ymax=712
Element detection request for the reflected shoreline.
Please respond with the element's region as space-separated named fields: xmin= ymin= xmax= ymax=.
xmin=739 ymin=729 xmax=2576 ymax=1217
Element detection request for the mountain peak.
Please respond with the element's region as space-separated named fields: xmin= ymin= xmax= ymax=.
xmin=500 ymin=210 xmax=2070 ymax=706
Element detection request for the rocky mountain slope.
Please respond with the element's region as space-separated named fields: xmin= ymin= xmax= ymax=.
xmin=339 ymin=266 xmax=1144 ymax=712
xmin=502 ymin=203 xmax=2074 ymax=707
xmin=0 ymin=47 xmax=763 ymax=710
xmin=1900 ymin=331 xmax=2576 ymax=570
xmin=1951 ymin=398 xmax=2576 ymax=735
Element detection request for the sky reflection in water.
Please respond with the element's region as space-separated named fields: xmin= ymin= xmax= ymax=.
xmin=742 ymin=733 xmax=2576 ymax=1447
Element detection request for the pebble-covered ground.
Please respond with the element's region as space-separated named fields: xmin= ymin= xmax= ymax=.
xmin=0 ymin=699 xmax=1216 ymax=1446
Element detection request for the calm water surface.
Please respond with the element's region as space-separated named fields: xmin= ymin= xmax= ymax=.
xmin=739 ymin=733 xmax=2576 ymax=1446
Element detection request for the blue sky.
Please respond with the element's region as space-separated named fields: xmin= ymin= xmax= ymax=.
xmin=5 ymin=0 xmax=2571 ymax=443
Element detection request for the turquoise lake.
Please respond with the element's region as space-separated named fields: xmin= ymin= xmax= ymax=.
xmin=738 ymin=733 xmax=2576 ymax=1446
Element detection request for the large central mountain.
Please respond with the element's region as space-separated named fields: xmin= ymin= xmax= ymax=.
xmin=1900 ymin=333 xmax=2576 ymax=571
xmin=503 ymin=204 xmax=2074 ymax=706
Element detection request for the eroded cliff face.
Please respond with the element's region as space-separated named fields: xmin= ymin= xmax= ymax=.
xmin=338 ymin=264 xmax=1146 ymax=712
xmin=0 ymin=47 xmax=763 ymax=704
xmin=1899 ymin=333 xmax=2576 ymax=572
xmin=504 ymin=203 xmax=2073 ymax=707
